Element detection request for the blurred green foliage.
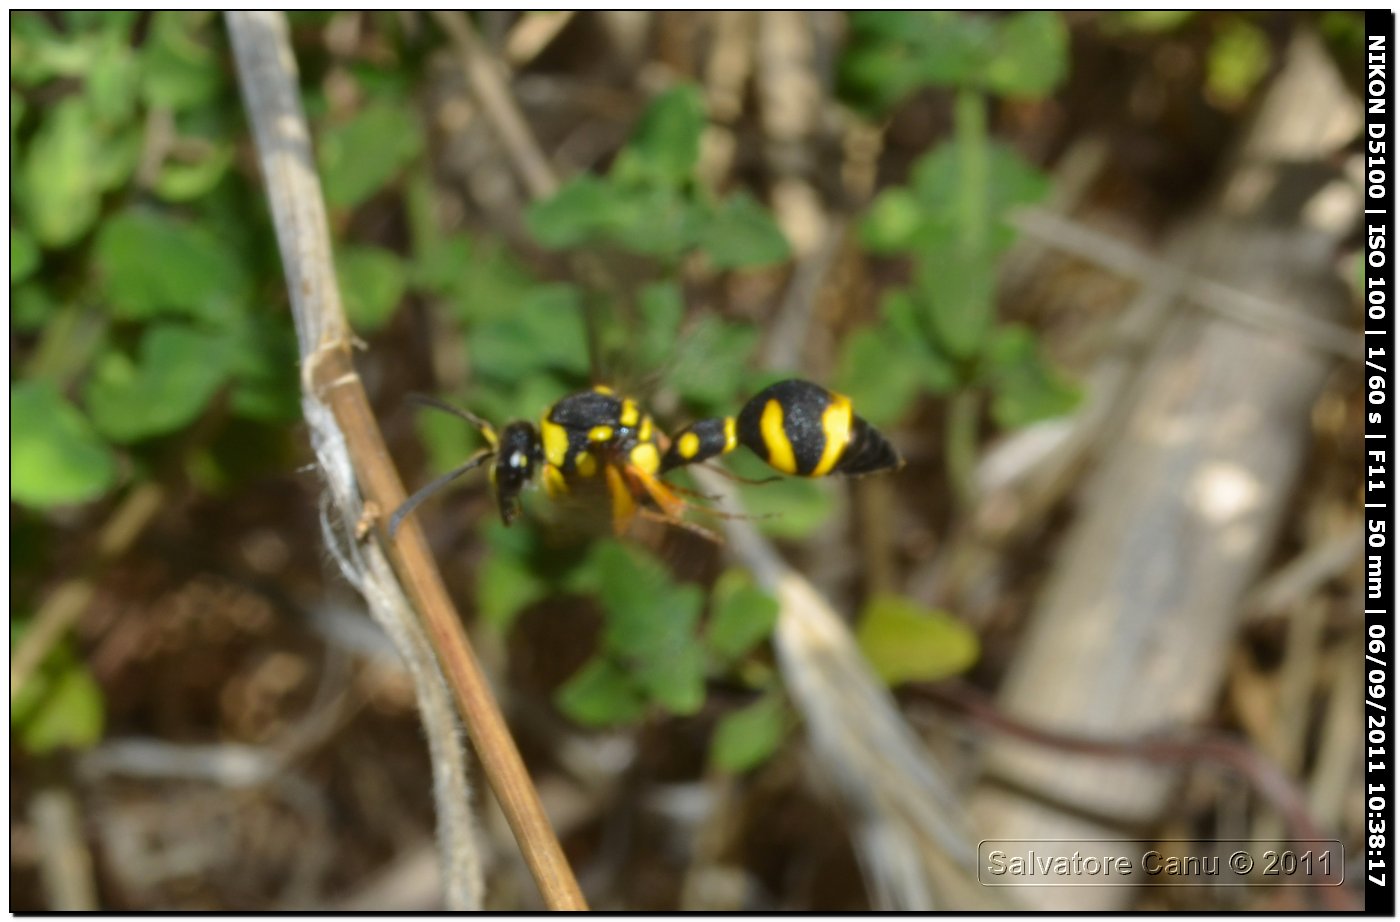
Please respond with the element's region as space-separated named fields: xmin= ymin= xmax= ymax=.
xmin=833 ymin=11 xmax=1079 ymax=502
xmin=526 ymin=86 xmax=789 ymax=269
xmin=855 ymin=594 xmax=979 ymax=686
xmin=11 ymin=621 xmax=106 ymax=753
xmin=11 ymin=11 xmax=296 ymax=754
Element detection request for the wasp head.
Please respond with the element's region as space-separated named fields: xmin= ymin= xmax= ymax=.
xmin=491 ymin=421 xmax=542 ymax=525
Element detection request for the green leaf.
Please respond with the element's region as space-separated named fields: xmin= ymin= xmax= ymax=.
xmin=555 ymin=655 xmax=648 ymax=726
xmin=416 ymin=401 xmax=488 ymax=477
xmin=983 ymin=12 xmax=1069 ymax=99
xmin=319 ymin=102 xmax=422 ymax=209
xmin=636 ymin=642 xmax=706 ymax=716
xmin=832 ymin=325 xmax=927 ymax=429
xmin=409 ymin=232 xmax=470 ymax=297
xmin=729 ymin=452 xmax=835 ymax=539
xmin=412 ymin=235 xmax=538 ymax=326
xmin=908 ymin=142 xmax=1051 ymax=253
xmin=96 ymin=209 xmax=251 ymax=324
xmin=706 ymin=569 xmax=779 ymax=662
xmin=984 ymin=324 xmax=1081 ymax=428
xmin=525 ymin=175 xmax=622 ymax=249
xmin=85 ymin=28 xmax=141 ymax=125
xmin=17 ymin=97 xmax=103 ymax=247
xmin=613 ymin=84 xmax=707 ymax=187
xmin=84 ymin=323 xmax=235 ymax=443
xmin=11 ymin=379 xmax=119 ymax=509
xmin=840 ymin=12 xmax=994 ymax=112
xmin=636 ymin=281 xmax=685 ymax=371
xmin=711 ymin=693 xmax=787 ymax=773
xmin=12 ymin=284 xmax=57 ymax=333
xmin=855 ymin=594 xmax=979 ymax=686
xmin=1207 ymin=18 xmax=1272 ymax=108
xmin=696 ymin=194 xmax=791 ymax=269
xmin=478 ymin=547 xmax=551 ymax=632
xmin=155 ymin=143 xmax=233 ymax=201
xmin=1101 ymin=10 xmax=1195 ymax=34
xmin=591 ymin=542 xmax=703 ymax=660
xmin=915 ymin=247 xmax=997 ymax=361
xmin=860 ymin=189 xmax=926 ymax=254
xmin=882 ymin=292 xmax=960 ymax=392
xmin=339 ymin=245 xmax=407 ymax=332
xmin=668 ymin=316 xmax=759 ymax=415
xmin=10 ymin=15 xmax=93 ymax=86
xmin=12 ymin=226 xmax=40 ymax=284
xmin=141 ymin=12 xmax=223 ymax=111
xmin=11 ymin=638 xmax=105 ymax=754
xmin=224 ymin=312 xmax=301 ymax=423
xmin=468 ymin=284 xmax=591 ymax=385
xmin=607 ymin=186 xmax=703 ymax=259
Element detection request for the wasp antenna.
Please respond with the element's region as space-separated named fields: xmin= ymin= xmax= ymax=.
xmin=388 ymin=449 xmax=493 ymax=538
xmin=405 ymin=393 xmax=499 ymax=446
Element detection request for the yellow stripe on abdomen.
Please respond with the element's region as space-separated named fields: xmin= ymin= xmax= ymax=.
xmin=810 ymin=394 xmax=853 ymax=477
xmin=759 ymin=399 xmax=798 ymax=474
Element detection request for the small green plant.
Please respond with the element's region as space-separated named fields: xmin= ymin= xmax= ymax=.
xmin=835 ymin=11 xmax=1080 ymax=501
xmin=11 ymin=12 xmax=304 ymax=752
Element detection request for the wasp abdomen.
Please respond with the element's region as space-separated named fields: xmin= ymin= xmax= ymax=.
xmin=660 ymin=416 xmax=737 ymax=471
xmin=736 ymin=379 xmax=901 ymax=478
xmin=832 ymin=415 xmax=903 ymax=475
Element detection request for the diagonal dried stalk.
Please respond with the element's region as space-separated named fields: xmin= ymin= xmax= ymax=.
xmin=225 ymin=12 xmax=585 ymax=911
xmin=692 ymin=469 xmax=1003 ymax=911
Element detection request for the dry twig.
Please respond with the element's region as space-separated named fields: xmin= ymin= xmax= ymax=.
xmin=225 ymin=11 xmax=585 ymax=911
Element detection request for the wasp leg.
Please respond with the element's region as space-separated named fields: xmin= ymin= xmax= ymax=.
xmin=541 ymin=463 xmax=568 ymax=498
xmin=623 ymin=463 xmax=687 ymax=520
xmin=638 ymin=506 xmax=722 ymax=543
xmin=699 ymin=462 xmax=783 ymax=487
xmin=604 ymin=463 xmax=637 ymax=536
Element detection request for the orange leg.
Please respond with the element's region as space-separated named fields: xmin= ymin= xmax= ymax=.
xmin=623 ymin=463 xmax=687 ymax=520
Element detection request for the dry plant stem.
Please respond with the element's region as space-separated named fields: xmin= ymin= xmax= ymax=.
xmin=921 ymin=682 xmax=1359 ymax=912
xmin=503 ymin=11 xmax=575 ymax=68
xmin=1012 ymin=206 xmax=1362 ymax=361
xmin=310 ymin=348 xmax=584 ymax=911
xmin=433 ymin=11 xmax=558 ymax=200
xmin=225 ymin=12 xmax=583 ymax=911
xmin=691 ymin=466 xmax=1004 ymax=911
xmin=11 ymin=482 xmax=164 ymax=698
xmin=31 ymin=787 xmax=98 ymax=911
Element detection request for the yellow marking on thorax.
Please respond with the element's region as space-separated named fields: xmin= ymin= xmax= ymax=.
xmin=575 ymin=451 xmax=598 ymax=477
xmin=619 ymin=399 xmax=640 ymax=427
xmin=677 ymin=431 xmax=700 ymax=459
xmin=629 ymin=442 xmax=661 ymax=474
xmin=638 ymin=415 xmax=654 ymax=443
xmin=723 ymin=417 xmax=737 ymax=453
xmin=592 ymin=384 xmax=615 ymax=395
xmin=588 ymin=425 xmax=614 ymax=443
xmin=810 ymin=394 xmax=853 ymax=477
xmin=759 ymin=399 xmax=797 ymax=474
xmin=540 ymin=419 xmax=570 ymax=468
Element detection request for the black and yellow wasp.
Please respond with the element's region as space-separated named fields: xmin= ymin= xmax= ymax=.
xmin=388 ymin=378 xmax=903 ymax=539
